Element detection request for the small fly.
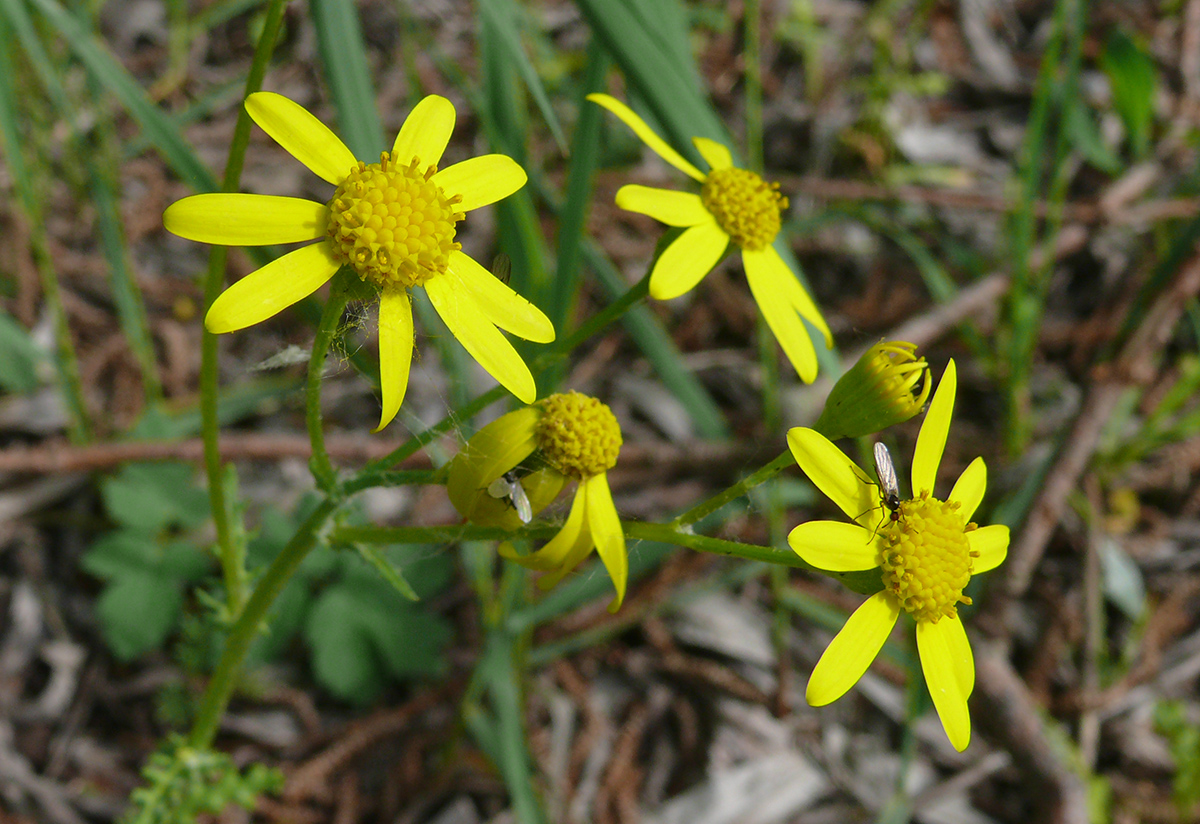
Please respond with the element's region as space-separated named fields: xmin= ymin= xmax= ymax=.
xmin=873 ymin=442 xmax=903 ymax=525
xmin=487 ymin=470 xmax=532 ymax=524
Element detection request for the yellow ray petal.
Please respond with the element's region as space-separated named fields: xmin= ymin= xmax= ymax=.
xmin=744 ymin=248 xmax=818 ymax=382
xmin=648 ymin=221 xmax=728 ymax=300
xmin=501 ymin=484 xmax=588 ymax=571
xmin=615 ymin=185 xmax=711 ymax=226
xmin=912 ymin=359 xmax=957 ymax=496
xmin=949 ymin=457 xmax=987 ymax=522
xmin=584 ymin=473 xmax=627 ymax=612
xmin=916 ymin=618 xmax=973 ymax=751
xmin=788 ymin=521 xmax=878 ymax=571
xmin=940 ymin=614 xmax=975 ymax=696
xmin=375 ymin=289 xmax=414 ymax=432
xmin=968 ymin=524 xmax=1009 ymax=574
xmin=244 ymin=92 xmax=356 ymax=186
xmin=392 ymin=94 xmax=455 ymax=170
xmin=425 ymin=274 xmax=536 ymax=403
xmin=586 ymin=93 xmax=705 ymax=181
xmin=806 ymin=591 xmax=899 ymax=706
xmin=433 ymin=154 xmax=527 ymax=212
xmin=164 ymin=194 xmax=328 ymax=246
xmin=763 ymin=244 xmax=833 ymax=348
xmin=448 ymin=251 xmax=554 ymax=342
xmin=786 ymin=427 xmax=878 ymax=524
xmin=205 ymin=242 xmax=340 ymax=334
xmin=692 ymin=137 xmax=732 ymax=171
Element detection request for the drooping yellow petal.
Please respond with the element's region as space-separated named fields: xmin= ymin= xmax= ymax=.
xmin=425 ymin=273 xmax=536 ymax=403
xmin=786 ymin=427 xmax=878 ymax=524
xmin=763 ymin=244 xmax=833 ymax=348
xmin=501 ymin=483 xmax=588 ymax=571
xmin=940 ymin=613 xmax=975 ymax=697
xmin=648 ymin=221 xmax=728 ymax=300
xmin=916 ymin=618 xmax=973 ymax=752
xmin=615 ymin=185 xmax=711 ymax=227
xmin=806 ymin=591 xmax=899 ymax=706
xmin=744 ymin=247 xmax=818 ymax=382
xmin=968 ymin=524 xmax=1009 ymax=573
xmin=244 ymin=92 xmax=357 ymax=186
xmin=586 ymin=93 xmax=706 ymax=181
xmin=204 ymin=242 xmax=340 ymax=334
xmin=788 ymin=521 xmax=879 ymax=571
xmin=584 ymin=473 xmax=627 ymax=612
xmin=455 ymin=407 xmax=541 ymax=490
xmin=392 ymin=94 xmax=455 ymax=170
xmin=448 ymin=251 xmax=554 ymax=343
xmin=912 ymin=359 xmax=957 ymax=497
xmin=164 ymin=194 xmax=328 ymax=246
xmin=432 ymin=155 xmax=527 ymax=212
xmin=949 ymin=456 xmax=987 ymax=522
xmin=375 ymin=289 xmax=414 ymax=432
xmin=692 ymin=136 xmax=732 ymax=171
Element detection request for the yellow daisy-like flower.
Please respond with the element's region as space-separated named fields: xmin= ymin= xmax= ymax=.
xmin=447 ymin=392 xmax=628 ymax=612
xmin=164 ymin=92 xmax=554 ymax=430
xmin=787 ymin=360 xmax=1009 ymax=751
xmin=588 ymin=93 xmax=831 ymax=382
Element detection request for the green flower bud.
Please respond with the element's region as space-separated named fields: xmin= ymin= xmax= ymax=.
xmin=814 ymin=342 xmax=931 ymax=440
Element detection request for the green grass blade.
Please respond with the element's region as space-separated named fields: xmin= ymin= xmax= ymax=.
xmin=584 ymin=240 xmax=729 ymax=438
xmin=27 ymin=0 xmax=217 ymax=192
xmin=477 ymin=0 xmax=567 ymax=154
xmin=308 ymin=0 xmax=384 ymax=158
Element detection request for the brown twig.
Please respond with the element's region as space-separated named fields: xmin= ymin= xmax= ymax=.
xmin=973 ymin=647 xmax=1090 ymax=824
xmin=1005 ymin=249 xmax=1200 ymax=598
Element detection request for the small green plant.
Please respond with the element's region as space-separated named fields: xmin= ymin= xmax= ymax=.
xmin=1155 ymin=701 xmax=1200 ymax=817
xmin=82 ymin=463 xmax=212 ymax=661
xmin=121 ymin=734 xmax=283 ymax=824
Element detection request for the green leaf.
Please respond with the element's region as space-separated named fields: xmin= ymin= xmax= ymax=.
xmin=81 ymin=531 xmax=160 ymax=580
xmin=1065 ymin=96 xmax=1122 ymax=174
xmin=354 ymin=543 xmax=419 ymax=601
xmin=96 ymin=570 xmax=185 ymax=661
xmin=101 ymin=463 xmax=210 ymax=533
xmin=307 ymin=0 xmax=383 ymax=158
xmin=305 ymin=587 xmax=385 ymax=702
xmin=0 ymin=309 xmax=42 ymax=393
xmin=1101 ymin=29 xmax=1157 ymax=158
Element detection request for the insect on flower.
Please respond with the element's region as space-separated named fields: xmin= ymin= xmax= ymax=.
xmin=487 ymin=470 xmax=533 ymax=524
xmin=873 ymin=442 xmax=902 ymax=525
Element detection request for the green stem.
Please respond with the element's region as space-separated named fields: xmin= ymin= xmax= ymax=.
xmin=671 ymin=450 xmax=793 ymax=528
xmin=626 ymin=521 xmax=809 ymax=568
xmin=743 ymin=0 xmax=763 ymax=173
xmin=307 ymin=278 xmax=353 ymax=492
xmin=199 ymin=0 xmax=289 ymax=616
xmin=188 ymin=497 xmax=339 ymax=748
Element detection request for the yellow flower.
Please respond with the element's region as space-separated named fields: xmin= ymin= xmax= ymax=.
xmin=786 ymin=360 xmax=1009 ymax=751
xmin=164 ymin=92 xmax=554 ymax=430
xmin=588 ymin=93 xmax=831 ymax=382
xmin=448 ymin=392 xmax=627 ymax=612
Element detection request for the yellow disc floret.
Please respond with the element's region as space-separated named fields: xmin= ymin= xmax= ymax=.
xmin=327 ymin=152 xmax=464 ymax=289
xmin=878 ymin=492 xmax=979 ymax=623
xmin=535 ymin=392 xmax=622 ymax=479
xmin=700 ymin=168 xmax=787 ymax=251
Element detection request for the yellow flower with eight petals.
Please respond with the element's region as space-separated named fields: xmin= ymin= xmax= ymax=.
xmin=164 ymin=92 xmax=554 ymax=430
xmin=588 ymin=93 xmax=831 ymax=382
xmin=447 ymin=392 xmax=628 ymax=612
xmin=786 ymin=360 xmax=1008 ymax=751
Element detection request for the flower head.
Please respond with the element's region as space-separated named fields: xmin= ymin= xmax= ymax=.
xmin=588 ymin=93 xmax=831 ymax=382
xmin=164 ymin=92 xmax=554 ymax=430
xmin=815 ymin=341 xmax=931 ymax=440
xmin=447 ymin=392 xmax=627 ymax=611
xmin=786 ymin=360 xmax=1009 ymax=751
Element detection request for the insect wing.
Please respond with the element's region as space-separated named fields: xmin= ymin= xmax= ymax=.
xmin=509 ymin=480 xmax=533 ymax=524
xmin=873 ymin=442 xmax=900 ymax=507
